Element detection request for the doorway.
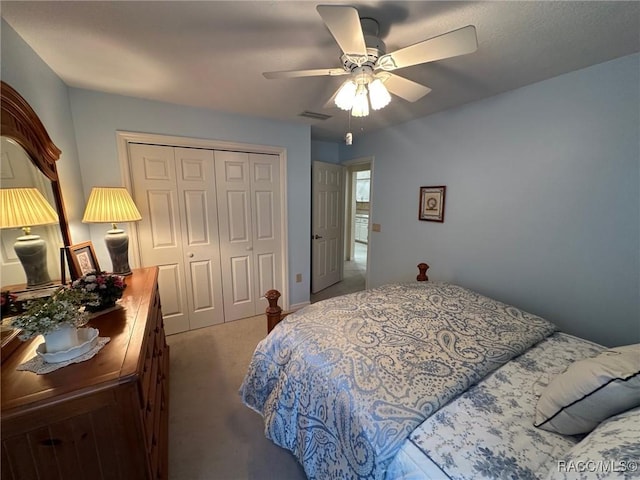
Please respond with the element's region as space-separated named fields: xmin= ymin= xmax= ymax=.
xmin=310 ymin=158 xmax=372 ymax=304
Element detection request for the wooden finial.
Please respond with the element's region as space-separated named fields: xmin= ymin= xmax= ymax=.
xmin=417 ymin=263 xmax=429 ymax=282
xmin=265 ymin=289 xmax=282 ymax=334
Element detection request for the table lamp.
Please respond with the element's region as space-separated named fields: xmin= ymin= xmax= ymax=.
xmin=0 ymin=188 xmax=59 ymax=287
xmin=82 ymin=187 xmax=142 ymax=276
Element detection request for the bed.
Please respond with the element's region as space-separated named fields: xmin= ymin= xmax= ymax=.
xmin=240 ymin=264 xmax=640 ymax=480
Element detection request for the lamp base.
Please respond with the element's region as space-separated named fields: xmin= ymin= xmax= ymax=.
xmin=14 ymin=234 xmax=52 ymax=288
xmin=105 ymin=229 xmax=132 ymax=276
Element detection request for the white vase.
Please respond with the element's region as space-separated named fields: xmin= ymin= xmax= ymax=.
xmin=44 ymin=325 xmax=79 ymax=353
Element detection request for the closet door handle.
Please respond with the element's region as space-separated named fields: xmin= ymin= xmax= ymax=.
xmin=246 ymin=246 xmax=253 ymax=251
xmin=188 ymin=253 xmax=194 ymax=258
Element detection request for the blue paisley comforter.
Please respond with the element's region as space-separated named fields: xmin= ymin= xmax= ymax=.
xmin=240 ymin=282 xmax=557 ymax=479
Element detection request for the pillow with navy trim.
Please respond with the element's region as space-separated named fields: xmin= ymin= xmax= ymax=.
xmin=534 ymin=343 xmax=640 ymax=435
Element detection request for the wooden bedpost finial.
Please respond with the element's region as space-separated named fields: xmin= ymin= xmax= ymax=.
xmin=265 ymin=289 xmax=282 ymax=334
xmin=417 ymin=263 xmax=429 ymax=282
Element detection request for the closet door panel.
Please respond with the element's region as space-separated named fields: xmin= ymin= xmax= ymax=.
xmin=257 ymin=253 xmax=276 ymax=297
xmin=254 ymin=191 xmax=274 ymax=240
xmin=130 ymin=144 xmax=189 ymax=334
xmin=230 ymin=255 xmax=251 ymax=304
xmin=175 ymin=147 xmax=224 ymax=329
xmin=227 ymin=191 xmax=250 ymax=243
xmin=215 ymin=151 xmax=256 ymax=321
xmin=157 ymin=264 xmax=183 ymax=316
xmin=250 ymin=154 xmax=282 ymax=312
xmin=148 ymin=191 xmax=179 ymax=247
xmin=189 ymin=260 xmax=215 ymax=312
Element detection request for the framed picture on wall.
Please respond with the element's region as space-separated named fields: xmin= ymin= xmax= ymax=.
xmin=68 ymin=241 xmax=101 ymax=277
xmin=419 ymin=186 xmax=446 ymax=222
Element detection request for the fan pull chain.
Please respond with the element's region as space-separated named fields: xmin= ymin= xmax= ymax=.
xmin=345 ymin=111 xmax=353 ymax=145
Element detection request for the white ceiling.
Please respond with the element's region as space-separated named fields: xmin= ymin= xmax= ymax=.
xmin=2 ymin=1 xmax=639 ymax=142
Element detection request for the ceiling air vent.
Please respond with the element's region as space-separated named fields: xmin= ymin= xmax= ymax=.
xmin=299 ymin=111 xmax=332 ymax=121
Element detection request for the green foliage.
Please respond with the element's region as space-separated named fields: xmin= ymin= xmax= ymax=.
xmin=10 ymin=287 xmax=97 ymax=340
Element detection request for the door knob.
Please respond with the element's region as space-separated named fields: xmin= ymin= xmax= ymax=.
xmin=188 ymin=253 xmax=194 ymax=258
xmin=246 ymin=246 xmax=253 ymax=251
xmin=312 ymin=234 xmax=323 ymax=240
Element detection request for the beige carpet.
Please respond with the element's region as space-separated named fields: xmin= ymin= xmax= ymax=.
xmin=310 ymin=241 xmax=367 ymax=303
xmin=167 ymin=315 xmax=307 ymax=480
xmin=167 ymin=243 xmax=367 ymax=479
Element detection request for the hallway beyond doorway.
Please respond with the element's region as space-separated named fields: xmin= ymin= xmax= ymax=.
xmin=310 ymin=242 xmax=367 ymax=303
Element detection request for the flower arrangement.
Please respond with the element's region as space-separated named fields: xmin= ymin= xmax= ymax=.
xmin=71 ymin=271 xmax=126 ymax=312
xmin=10 ymin=287 xmax=95 ymax=340
xmin=1 ymin=291 xmax=19 ymax=317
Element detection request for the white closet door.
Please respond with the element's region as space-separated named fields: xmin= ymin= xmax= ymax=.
xmin=250 ymin=153 xmax=282 ymax=314
xmin=130 ymin=144 xmax=187 ymax=334
xmin=215 ymin=151 xmax=255 ymax=321
xmin=215 ymin=151 xmax=281 ymax=321
xmin=129 ymin=144 xmax=224 ymax=334
xmin=174 ymin=147 xmax=224 ymax=329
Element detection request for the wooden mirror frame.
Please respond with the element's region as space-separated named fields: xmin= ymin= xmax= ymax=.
xmin=0 ymin=81 xmax=72 ymax=257
xmin=1 ymin=81 xmax=75 ymax=362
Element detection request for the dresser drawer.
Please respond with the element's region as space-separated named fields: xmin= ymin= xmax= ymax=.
xmin=139 ymin=334 xmax=154 ymax=406
xmin=138 ymin=288 xmax=164 ymax=408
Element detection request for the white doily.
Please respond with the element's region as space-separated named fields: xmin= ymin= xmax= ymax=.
xmin=17 ymin=337 xmax=111 ymax=375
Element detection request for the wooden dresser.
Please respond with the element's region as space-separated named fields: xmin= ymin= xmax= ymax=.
xmin=1 ymin=267 xmax=169 ymax=480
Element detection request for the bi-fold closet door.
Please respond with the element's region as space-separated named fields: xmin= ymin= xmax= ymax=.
xmin=214 ymin=150 xmax=282 ymax=322
xmin=129 ymin=143 xmax=281 ymax=335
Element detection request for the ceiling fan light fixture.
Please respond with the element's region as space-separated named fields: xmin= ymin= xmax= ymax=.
xmin=335 ymin=80 xmax=357 ymax=110
xmin=368 ymin=78 xmax=391 ymax=110
xmin=351 ymin=84 xmax=369 ymax=117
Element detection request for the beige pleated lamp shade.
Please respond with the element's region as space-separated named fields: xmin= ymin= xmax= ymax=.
xmin=0 ymin=188 xmax=59 ymax=229
xmin=82 ymin=187 xmax=142 ymax=224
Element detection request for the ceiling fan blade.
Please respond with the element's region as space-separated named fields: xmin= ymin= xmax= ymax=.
xmin=379 ymin=73 xmax=432 ymax=102
xmin=377 ymin=25 xmax=478 ymax=71
xmin=263 ymin=68 xmax=348 ymax=79
xmin=316 ymin=5 xmax=367 ymax=58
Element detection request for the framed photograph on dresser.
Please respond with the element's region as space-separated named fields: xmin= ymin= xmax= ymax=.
xmin=69 ymin=241 xmax=100 ymax=276
xmin=419 ymin=185 xmax=446 ymax=222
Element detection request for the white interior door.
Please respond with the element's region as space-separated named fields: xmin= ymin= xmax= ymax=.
xmin=215 ymin=151 xmax=255 ymax=321
xmin=215 ymin=151 xmax=281 ymax=321
xmin=250 ymin=153 xmax=282 ymax=314
xmin=174 ymin=147 xmax=225 ymax=330
xmin=129 ymin=144 xmax=224 ymax=334
xmin=311 ymin=161 xmax=344 ymax=293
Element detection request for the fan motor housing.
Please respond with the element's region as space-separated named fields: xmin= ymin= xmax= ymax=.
xmin=340 ymin=17 xmax=386 ymax=72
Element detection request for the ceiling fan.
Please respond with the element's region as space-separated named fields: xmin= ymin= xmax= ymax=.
xmin=263 ymin=5 xmax=478 ymax=118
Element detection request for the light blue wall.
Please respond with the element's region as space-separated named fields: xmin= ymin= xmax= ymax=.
xmin=311 ymin=140 xmax=340 ymax=164
xmin=1 ymin=19 xmax=312 ymax=306
xmin=341 ymin=54 xmax=640 ymax=347
xmin=1 ymin=20 xmax=88 ymax=242
xmin=68 ymin=88 xmax=311 ymax=306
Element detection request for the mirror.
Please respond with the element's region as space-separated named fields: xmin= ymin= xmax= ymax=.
xmin=1 ymin=137 xmax=63 ymax=286
xmin=1 ymin=81 xmax=73 ymax=356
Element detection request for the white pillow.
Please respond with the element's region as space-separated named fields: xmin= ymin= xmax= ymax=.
xmin=534 ymin=344 xmax=640 ymax=435
xmin=545 ymin=407 xmax=640 ymax=480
